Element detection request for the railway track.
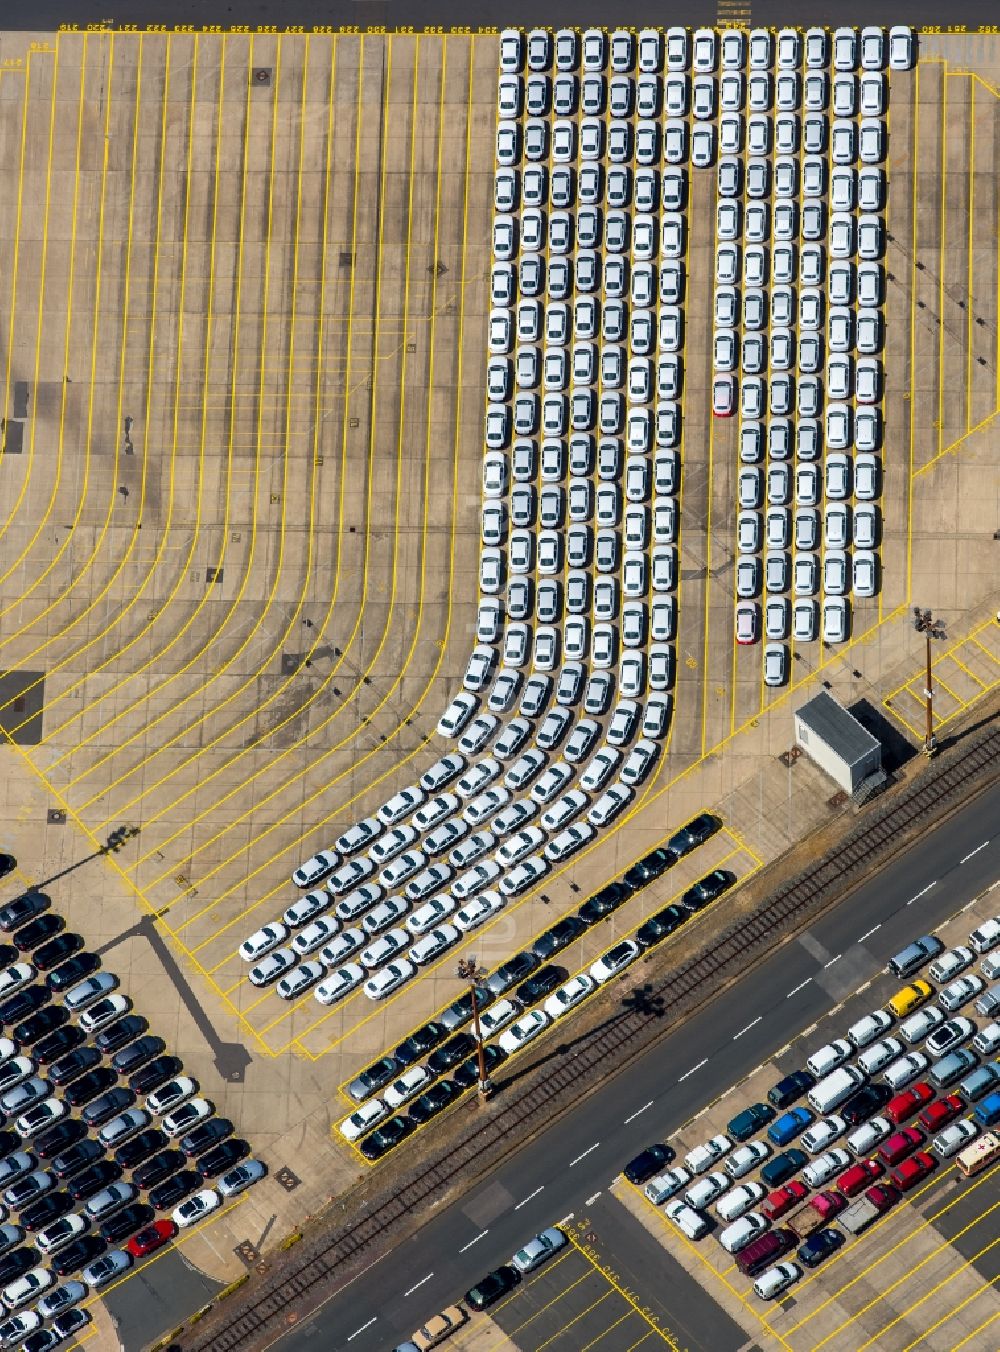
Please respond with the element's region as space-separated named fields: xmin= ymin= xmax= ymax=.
xmin=182 ymin=719 xmax=1000 ymax=1352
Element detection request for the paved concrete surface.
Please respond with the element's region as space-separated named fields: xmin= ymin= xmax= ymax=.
xmin=0 ymin=23 xmax=994 ymax=1352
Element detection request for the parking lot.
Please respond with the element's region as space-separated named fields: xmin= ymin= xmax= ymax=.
xmin=617 ymin=891 xmax=1000 ymax=1352
xmin=0 ymin=19 xmax=998 ymax=1351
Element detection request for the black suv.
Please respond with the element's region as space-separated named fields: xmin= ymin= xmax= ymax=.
xmin=426 ymin=1032 xmax=475 ymax=1077
xmin=451 ymin=1042 xmax=505 ymax=1091
xmin=82 ymin=1087 xmax=136 ymax=1128
xmin=406 ymin=1081 xmax=458 ymax=1125
xmin=393 ymin=1022 xmax=447 ymax=1067
xmin=48 ymin=952 xmax=101 ymax=992
xmin=359 ymin=1116 xmax=413 ymax=1161
xmin=34 ymin=932 xmax=83 ymax=971
xmin=68 ymin=1161 xmax=123 ymax=1203
xmin=34 ymin=1025 xmax=86 ymax=1064
xmin=577 ymin=881 xmax=631 ymax=926
xmin=532 ymin=915 xmax=585 ymax=960
xmin=49 ymin=1047 xmax=102 ymax=1088
xmin=0 ymin=983 xmax=50 ymax=1025
xmin=51 ymin=1138 xmax=104 ymax=1179
xmin=148 ymin=1169 xmax=200 ymax=1211
xmin=0 ymin=1246 xmax=38 ymax=1285
xmin=485 ymin=951 xmax=538 ymax=998
xmin=665 ymin=813 xmax=720 ymax=861
xmin=14 ymin=1006 xmax=68 ymax=1046
xmin=101 ymin=1203 xmax=153 ymax=1245
xmin=636 ymin=904 xmax=687 ymax=949
xmin=13 ymin=913 xmax=63 ymax=953
xmin=35 ymin=1118 xmax=88 ymax=1160
xmin=197 ymin=1138 xmax=249 ymax=1179
xmin=95 ymin=1015 xmax=148 ymax=1056
xmin=842 ymin=1082 xmax=893 ymax=1126
xmin=465 ymin=1265 xmax=520 ymax=1311
xmin=623 ymin=1143 xmax=673 ymax=1184
xmin=515 ymin=964 xmax=565 ymax=1005
xmin=180 ymin=1117 xmax=233 ymax=1158
xmin=681 ymin=869 xmax=736 ymax=913
xmin=623 ymin=847 xmax=673 ymax=890
xmin=116 ymin=1130 xmax=169 ymax=1172
xmin=0 ymin=892 xmax=50 ymax=933
xmin=130 ymin=1055 xmax=182 ymax=1096
xmin=767 ymin=1070 xmax=817 ymax=1109
xmin=133 ymin=1149 xmax=185 ymax=1190
xmin=111 ymin=1033 xmax=163 ymax=1074
xmin=51 ymin=1234 xmax=106 ymax=1277
xmin=65 ymin=1067 xmax=118 ymax=1109
xmin=21 ymin=1191 xmax=73 ymax=1232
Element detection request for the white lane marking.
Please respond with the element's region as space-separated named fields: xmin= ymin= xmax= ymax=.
xmin=733 ymin=1016 xmax=763 ymax=1040
xmin=960 ymin=841 xmax=989 ymax=864
xmin=347 ymin=1319 xmax=377 ymax=1341
xmin=679 ymin=1058 xmax=708 ymax=1082
xmin=824 ymin=954 xmax=842 ymax=968
xmin=570 ymin=1143 xmax=600 ymax=1167
xmin=403 ymin=1274 xmax=434 ymax=1298
xmin=624 ymin=1101 xmax=653 ymax=1124
xmin=558 ymin=1212 xmax=575 ymax=1226
xmin=858 ymin=924 xmax=881 ymax=942
xmin=515 ymin=1186 xmax=544 ymax=1210
xmin=787 ymin=978 xmax=812 ymax=998
xmin=459 ymin=1231 xmax=488 ymax=1253
xmin=906 ymin=881 xmax=937 ymax=906
xmin=585 ymin=1191 xmax=602 ymax=1205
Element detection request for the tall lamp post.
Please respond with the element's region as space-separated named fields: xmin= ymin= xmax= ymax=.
xmin=457 ymin=957 xmax=494 ymax=1100
xmin=913 ymin=607 xmax=947 ymax=757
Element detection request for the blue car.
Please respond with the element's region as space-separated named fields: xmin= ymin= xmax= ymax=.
xmin=767 ymin=1106 xmax=814 ymax=1146
xmin=760 ymin=1148 xmax=807 ymax=1188
xmin=728 ymin=1102 xmax=775 ymax=1143
xmin=798 ymin=1228 xmax=844 ymax=1268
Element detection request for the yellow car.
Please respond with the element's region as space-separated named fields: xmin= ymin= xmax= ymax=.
xmin=411 ymin=1306 xmax=467 ymax=1350
xmin=888 ymin=979 xmax=933 ymax=1019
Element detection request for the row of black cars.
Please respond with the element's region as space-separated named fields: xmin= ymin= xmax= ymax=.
xmin=0 ymin=887 xmax=251 ymax=1309
xmin=348 ymin=814 xmax=730 ymax=1159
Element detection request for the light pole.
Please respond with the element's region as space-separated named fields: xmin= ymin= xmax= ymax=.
xmin=913 ymin=607 xmax=947 ymax=757
xmin=457 ymin=957 xmax=494 ymax=1100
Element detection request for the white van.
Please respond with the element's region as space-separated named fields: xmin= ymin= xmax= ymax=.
xmin=970 ymin=917 xmax=1000 ymax=954
xmin=644 ymin=1168 xmax=690 ymax=1205
xmin=805 ymin=1039 xmax=852 ymax=1079
xmin=981 ymin=950 xmax=1000 ymax=982
xmin=664 ymin=1200 xmax=710 ymax=1240
xmin=807 ymin=1065 xmax=866 ymax=1114
xmin=719 ymin=1214 xmax=768 ymax=1253
xmin=753 ymin=1261 xmax=800 ymax=1300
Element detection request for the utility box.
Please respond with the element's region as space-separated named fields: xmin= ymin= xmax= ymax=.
xmin=794 ymin=691 xmax=882 ymax=794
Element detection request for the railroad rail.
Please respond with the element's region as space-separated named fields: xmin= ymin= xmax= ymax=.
xmin=180 ymin=718 xmax=1000 ymax=1352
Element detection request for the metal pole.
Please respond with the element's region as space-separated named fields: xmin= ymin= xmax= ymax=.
xmin=924 ymin=631 xmax=936 ymax=756
xmin=469 ymin=985 xmax=493 ymax=1099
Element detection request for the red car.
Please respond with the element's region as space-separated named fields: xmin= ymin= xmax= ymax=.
xmin=809 ymin=1190 xmax=847 ymax=1220
xmin=763 ymin=1179 xmax=809 ymax=1221
xmin=886 ymin=1082 xmax=935 ymax=1125
xmin=865 ymin=1183 xmax=901 ymax=1214
xmin=126 ymin=1218 xmax=178 ymax=1258
xmin=892 ymin=1151 xmax=937 ymax=1192
xmin=836 ymin=1158 xmax=884 ymax=1198
xmin=878 ymin=1127 xmax=925 ymax=1167
xmin=918 ymin=1094 xmax=963 ymax=1132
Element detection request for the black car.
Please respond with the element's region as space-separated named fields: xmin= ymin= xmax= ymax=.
xmin=0 ymin=1130 xmax=19 ymax=1159
xmin=0 ymin=982 xmax=50 ymax=1025
xmin=577 ymin=881 xmax=632 ymax=926
xmin=100 ymin=1202 xmax=154 ymax=1245
xmin=406 ymin=1080 xmax=458 ymax=1125
xmin=798 ymin=1228 xmax=844 ymax=1268
xmin=392 ymin=1022 xmax=447 ymax=1068
xmin=841 ymin=1082 xmax=893 ymax=1127
xmin=0 ymin=947 xmax=18 ymax=970
xmin=34 ymin=932 xmax=84 ymax=972
xmin=12 ymin=913 xmax=63 ymax=953
xmin=623 ymin=1143 xmax=673 ymax=1185
xmin=0 ymin=892 xmax=50 ymax=934
xmin=180 ymin=1117 xmax=233 ymax=1158
xmin=65 ymin=1067 xmax=118 ymax=1109
xmin=681 ymin=869 xmax=736 ymax=913
xmin=33 ymin=1024 xmax=86 ymax=1064
xmin=47 ymin=951 xmax=101 ymax=992
xmin=95 ymin=1015 xmax=148 ymax=1057
xmin=515 ymin=964 xmax=565 ymax=1005
xmin=665 ymin=813 xmax=720 ymax=861
xmin=51 ymin=1310 xmax=92 ymax=1342
xmin=464 ymin=1265 xmax=520 ymax=1311
xmin=623 ymin=847 xmax=673 ymax=890
xmin=21 ymin=1190 xmax=72 ymax=1232
xmin=0 ymin=857 xmax=15 ymax=881
xmin=81 ymin=1086 xmax=136 ymax=1128
xmin=13 ymin=1005 xmax=67 ymax=1045
xmin=728 ymin=1102 xmax=776 ymax=1143
xmin=133 ymin=1149 xmax=184 ymax=1191
xmin=346 ymin=1056 xmax=401 ymax=1104
xmin=115 ymin=1129 xmax=169 ymax=1172
xmin=358 ymin=1115 xmax=414 ymax=1161
xmin=197 ymin=1138 xmax=249 ymax=1179
xmin=49 ymin=1046 xmax=102 ymax=1088
xmin=532 ymin=915 xmax=586 ymax=960
xmin=485 ymin=951 xmax=539 ymax=997
xmin=130 ymin=1055 xmax=183 ymax=1097
xmin=35 ymin=1118 xmax=87 ymax=1160
xmin=148 ymin=1169 xmax=200 ymax=1211
xmin=767 ymin=1070 xmax=816 ymax=1110
xmin=111 ymin=1033 xmax=163 ymax=1075
xmin=439 ymin=985 xmax=494 ymax=1033
xmin=636 ymin=904 xmax=688 ymax=949
xmin=760 ymin=1148 xmax=808 ymax=1188
xmin=0 ymin=1246 xmax=38 ymax=1284
xmin=50 ymin=1137 xmax=104 ymax=1179
xmin=68 ymin=1160 xmax=123 ymax=1203
xmin=51 ymin=1234 xmax=106 ymax=1277
xmin=451 ymin=1042 xmax=506 ymax=1091
xmin=426 ymin=1032 xmax=476 ymax=1077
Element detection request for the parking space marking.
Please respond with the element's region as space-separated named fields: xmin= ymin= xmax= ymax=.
xmin=565 ymin=1228 xmax=685 ymax=1349
xmin=945 ymin=1305 xmax=1000 ymax=1352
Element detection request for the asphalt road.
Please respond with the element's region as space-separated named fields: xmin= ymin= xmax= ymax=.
xmin=266 ymin=776 xmax=1000 ymax=1351
xmin=3 ymin=4 xmax=997 ymax=32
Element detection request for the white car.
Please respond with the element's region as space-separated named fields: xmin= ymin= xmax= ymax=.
xmin=590 ymin=940 xmax=641 ymax=984
xmin=802 ymin=1149 xmax=852 ymax=1189
xmin=454 ymin=891 xmax=506 ymax=931
xmin=847 ymin=1116 xmax=893 ymax=1158
xmin=162 ymin=1098 xmax=214 ymax=1139
xmin=363 ymin=959 xmax=415 ymax=1001
xmin=339 ymin=1100 xmax=388 ymax=1142
xmin=889 ymin=26 xmax=915 ymax=70
xmin=291 ymin=851 xmax=338 ymax=890
xmin=544 ymin=976 xmax=596 ymax=1020
xmin=684 ymin=1135 xmax=733 ymax=1176
xmin=932 ymin=1120 xmax=979 ymax=1159
xmin=726 ymin=1142 xmax=770 ymax=1179
xmin=239 ymin=923 xmax=288 ymax=963
xmin=314 ymin=963 xmax=365 ymax=1007
xmin=499 ymin=1010 xmax=551 ymax=1055
xmin=800 ymin=1116 xmax=847 ymax=1155
xmin=173 ymin=1189 xmax=221 ymax=1229
xmin=248 ymin=947 xmax=295 ymax=988
xmin=146 ymin=1077 xmax=198 ymax=1116
xmin=477 ymin=998 xmax=520 ymax=1040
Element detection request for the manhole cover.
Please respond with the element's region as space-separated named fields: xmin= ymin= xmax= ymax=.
xmin=47 ymin=808 xmax=66 ymax=824
xmin=275 ymin=1166 xmax=301 ymax=1192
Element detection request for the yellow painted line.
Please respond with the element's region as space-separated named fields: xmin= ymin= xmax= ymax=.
xmin=564 ymin=1232 xmax=677 ymax=1348
xmin=0 ymin=51 xmax=35 ymax=512
xmin=945 ymin=1304 xmax=1000 ymax=1352
xmin=912 ymin=406 xmax=999 ymax=478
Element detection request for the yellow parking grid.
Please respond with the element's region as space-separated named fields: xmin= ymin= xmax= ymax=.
xmin=905 ymin=58 xmax=920 ymax=600
xmin=884 ymin=614 xmax=1000 ymax=738
xmin=946 ymin=1304 xmax=1000 ymax=1352
xmin=52 ymin=38 xmax=325 ymax=808
xmin=565 ymin=1226 xmax=689 ymax=1349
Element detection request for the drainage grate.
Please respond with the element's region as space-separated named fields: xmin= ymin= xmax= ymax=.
xmin=778 ymin=747 xmax=802 ymax=768
xmin=274 ymin=1166 xmax=301 ymax=1193
xmin=234 ymin=1241 xmax=260 ymax=1267
xmin=206 ymin=567 xmax=223 ymax=585
xmin=47 ymin=808 xmax=66 ymax=824
xmin=252 ymin=67 xmax=271 ymax=86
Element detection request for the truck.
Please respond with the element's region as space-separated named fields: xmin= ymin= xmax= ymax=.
xmin=786 ymin=1202 xmax=826 ymax=1239
xmin=840 ymin=1184 xmax=899 ymax=1235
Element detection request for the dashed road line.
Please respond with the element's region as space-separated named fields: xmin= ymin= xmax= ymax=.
xmin=624 ymin=1101 xmax=653 ymax=1124
xmin=824 ymin=954 xmax=842 ymax=968
xmin=960 ymin=841 xmax=989 ymax=863
xmin=678 ymin=1058 xmax=708 ymax=1082
xmin=570 ymin=1144 xmax=600 ymax=1167
xmin=347 ymin=1318 xmax=377 ymax=1341
xmin=515 ymin=1186 xmax=544 ymax=1210
xmin=858 ymin=924 xmax=881 ymax=942
xmin=402 ymin=1273 xmax=434 ymax=1298
xmin=459 ymin=1231 xmax=487 ymax=1253
xmin=733 ymin=1017 xmax=763 ymax=1040
xmin=787 ymin=978 xmax=812 ymax=998
xmin=906 ymin=881 xmax=938 ymax=905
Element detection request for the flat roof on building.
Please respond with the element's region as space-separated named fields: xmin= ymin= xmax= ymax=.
xmin=795 ymin=691 xmax=881 ymax=768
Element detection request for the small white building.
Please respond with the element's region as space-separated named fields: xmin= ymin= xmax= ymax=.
xmin=794 ymin=691 xmax=882 ymax=794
